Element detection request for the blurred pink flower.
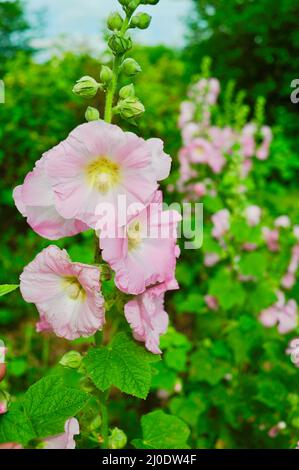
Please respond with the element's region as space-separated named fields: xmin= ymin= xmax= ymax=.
xmin=20 ymin=246 xmax=105 ymax=340
xmin=178 ymin=101 xmax=195 ymax=128
xmin=124 ymin=279 xmax=179 ymax=354
xmin=244 ymin=205 xmax=262 ymax=226
xmin=275 ymin=215 xmax=291 ymax=228
xmin=262 ymin=227 xmax=279 ymax=252
xmin=212 ymin=209 xmax=230 ymax=239
xmin=204 ymin=295 xmax=219 ymax=311
xmin=256 ymin=126 xmax=272 ymax=160
xmin=204 ymin=253 xmax=220 ymax=267
xmin=260 ymin=291 xmax=298 ymax=334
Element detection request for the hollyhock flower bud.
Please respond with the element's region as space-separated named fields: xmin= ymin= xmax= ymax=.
xmin=43 ymin=418 xmax=80 ymax=449
xmin=107 ymin=12 xmax=124 ymax=31
xmin=130 ymin=12 xmax=152 ymax=29
xmin=118 ymin=0 xmax=131 ymax=5
xmin=194 ymin=182 xmax=206 ymax=197
xmin=211 ymin=209 xmax=230 ymax=239
xmin=119 ymin=84 xmax=135 ymax=99
xmin=59 ymin=351 xmax=82 ymax=369
xmin=0 ymin=390 xmax=10 ymax=414
xmin=72 ymin=76 xmax=100 ymax=98
xmin=125 ymin=279 xmax=179 ymax=353
xmin=45 ymin=121 xmax=170 ymax=228
xmin=108 ymin=428 xmax=127 ymax=449
xmin=118 ymin=96 xmax=145 ymax=119
xmin=13 ymin=155 xmax=88 ymax=240
xmin=178 ymin=101 xmax=195 ymax=129
xmin=85 ymin=106 xmax=100 ymax=122
xmin=108 ymin=34 xmax=132 ymax=55
xmin=0 ymin=363 xmax=6 ymax=382
xmin=100 ymin=65 xmax=113 ymax=85
xmin=100 ymin=191 xmax=180 ymax=295
xmin=244 ymin=205 xmax=262 ymax=226
xmin=262 ymin=227 xmax=279 ymax=252
xmin=20 ymin=246 xmax=105 ymax=340
xmin=128 ymin=0 xmax=140 ymax=10
xmin=121 ymin=58 xmax=142 ymax=76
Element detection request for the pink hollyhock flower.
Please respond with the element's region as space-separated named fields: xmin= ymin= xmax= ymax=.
xmin=178 ymin=101 xmax=195 ymax=128
xmin=211 ymin=209 xmax=230 ymax=239
xmin=124 ymin=279 xmax=179 ymax=354
xmin=260 ymin=292 xmax=298 ymax=334
xmin=189 ymin=138 xmax=225 ymax=174
xmin=262 ymin=227 xmax=279 ymax=252
xmin=242 ymin=242 xmax=257 ymax=252
xmin=241 ymin=158 xmax=253 ymax=178
xmin=194 ymin=182 xmax=206 ymax=197
xmin=204 ymin=253 xmax=220 ymax=267
xmin=206 ymin=78 xmax=220 ymax=105
xmin=244 ymin=205 xmax=262 ymax=226
xmin=20 ymin=246 xmax=105 ymax=340
xmin=288 ymin=245 xmax=299 ymax=274
xmin=293 ymin=226 xmax=299 ymax=240
xmin=275 ymin=215 xmax=291 ymax=228
xmin=100 ymin=192 xmax=181 ymax=295
xmin=13 ymin=156 xmax=88 ymax=240
xmin=43 ymin=418 xmax=79 ymax=449
xmin=256 ymin=126 xmax=272 ymax=160
xmin=0 ymin=402 xmax=7 ymax=415
xmin=268 ymin=422 xmax=286 ymax=438
xmin=204 ymin=295 xmax=218 ymax=311
xmin=209 ymin=127 xmax=234 ymax=153
xmin=46 ymin=121 xmax=171 ymax=228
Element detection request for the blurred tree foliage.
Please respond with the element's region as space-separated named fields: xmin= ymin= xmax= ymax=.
xmin=186 ymin=0 xmax=299 ymax=143
xmin=0 ymin=0 xmax=33 ymax=73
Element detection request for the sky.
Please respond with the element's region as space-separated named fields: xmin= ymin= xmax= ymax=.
xmin=26 ymin=0 xmax=193 ymax=55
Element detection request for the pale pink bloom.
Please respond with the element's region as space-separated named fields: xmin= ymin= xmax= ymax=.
xmin=206 ymin=78 xmax=220 ymax=105
xmin=240 ymin=123 xmax=256 ymax=158
xmin=193 ymin=182 xmax=206 ymax=197
xmin=178 ymin=101 xmax=195 ymax=128
xmin=189 ymin=138 xmax=214 ymax=164
xmin=244 ymin=205 xmax=262 ymax=226
xmin=204 ymin=253 xmax=220 ymax=267
xmin=46 ymin=121 xmax=170 ymax=228
xmin=288 ymin=245 xmax=299 ymax=274
xmin=275 ymin=215 xmax=291 ymax=228
xmin=242 ymin=242 xmax=257 ymax=252
xmin=204 ymin=295 xmax=218 ymax=311
xmin=43 ymin=418 xmax=79 ymax=449
xmin=211 ymin=209 xmax=230 ymax=239
xmin=241 ymin=158 xmax=253 ymax=178
xmin=208 ymin=149 xmax=226 ymax=174
xmin=182 ymin=122 xmax=200 ymax=145
xmin=260 ymin=292 xmax=298 ymax=334
xmin=125 ymin=279 xmax=179 ymax=354
xmin=268 ymin=422 xmax=286 ymax=438
xmin=20 ymin=246 xmax=105 ymax=340
xmin=293 ymin=226 xmax=299 ymax=239
xmin=281 ymin=273 xmax=296 ymax=290
xmin=13 ymin=156 xmax=88 ymax=240
xmin=262 ymin=227 xmax=279 ymax=252
xmin=256 ymin=126 xmax=272 ymax=160
xmin=100 ymin=192 xmax=181 ymax=295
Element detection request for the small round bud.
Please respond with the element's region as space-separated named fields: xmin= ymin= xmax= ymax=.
xmin=128 ymin=0 xmax=141 ymax=11
xmin=130 ymin=12 xmax=152 ymax=29
xmin=85 ymin=106 xmax=100 ymax=122
xmin=121 ymin=58 xmax=142 ymax=76
xmin=119 ymin=84 xmax=135 ymax=99
xmin=108 ymin=34 xmax=132 ymax=55
xmin=59 ymin=351 xmax=82 ymax=369
xmin=118 ymin=96 xmax=145 ymax=120
xmin=100 ymin=65 xmax=113 ymax=84
xmin=108 ymin=428 xmax=127 ymax=449
xmin=107 ymin=12 xmax=124 ymax=31
xmin=72 ymin=76 xmax=100 ymax=98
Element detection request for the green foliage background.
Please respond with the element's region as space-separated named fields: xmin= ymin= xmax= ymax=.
xmin=0 ymin=0 xmax=299 ymax=450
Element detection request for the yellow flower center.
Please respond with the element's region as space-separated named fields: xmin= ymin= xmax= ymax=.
xmin=86 ymin=157 xmax=120 ymax=194
xmin=128 ymin=220 xmax=143 ymax=251
xmin=62 ymin=277 xmax=86 ymax=301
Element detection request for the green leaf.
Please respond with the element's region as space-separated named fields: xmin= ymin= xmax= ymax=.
xmin=169 ymin=393 xmax=207 ymax=426
xmin=0 ymin=284 xmax=19 ymax=297
xmin=189 ymin=349 xmax=231 ymax=385
xmin=132 ymin=410 xmax=190 ymax=449
xmin=0 ymin=375 xmax=89 ymax=445
xmin=84 ymin=333 xmax=160 ymax=399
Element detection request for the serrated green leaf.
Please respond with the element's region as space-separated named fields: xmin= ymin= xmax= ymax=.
xmin=0 ymin=375 xmax=89 ymax=445
xmin=132 ymin=410 xmax=190 ymax=449
xmin=0 ymin=284 xmax=19 ymax=297
xmin=84 ymin=333 xmax=159 ymax=399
